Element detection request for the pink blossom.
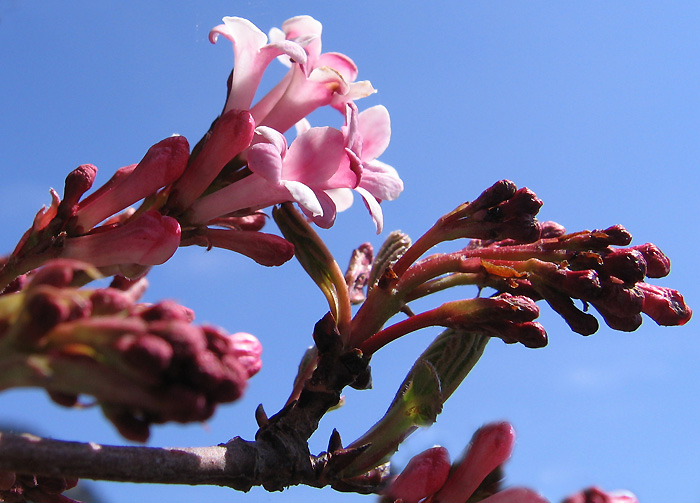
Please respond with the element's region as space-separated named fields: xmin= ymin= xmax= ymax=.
xmin=209 ymin=17 xmax=307 ymax=113
xmin=252 ymin=15 xmax=375 ymax=132
xmin=211 ymin=15 xmax=375 ymax=134
xmin=333 ymin=103 xmax=403 ymax=233
xmin=187 ymin=125 xmax=352 ymax=227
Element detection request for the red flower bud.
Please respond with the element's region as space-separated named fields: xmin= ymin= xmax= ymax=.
xmin=639 ymin=283 xmax=692 ymax=326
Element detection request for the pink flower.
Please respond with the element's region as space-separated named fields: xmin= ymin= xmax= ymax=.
xmin=211 ymin=15 xmax=375 ymax=134
xmin=331 ymin=103 xmax=403 ymax=233
xmin=186 ymin=125 xmax=352 ymax=227
xmin=209 ymin=17 xmax=307 ymax=113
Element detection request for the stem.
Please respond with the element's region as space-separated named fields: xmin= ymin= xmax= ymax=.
xmin=360 ymin=310 xmax=445 ymax=355
xmin=0 ymin=432 xmax=254 ymax=488
xmin=391 ymin=225 xmax=444 ymax=278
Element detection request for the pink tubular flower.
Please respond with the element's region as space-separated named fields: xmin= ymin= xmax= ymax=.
xmin=211 ymin=14 xmax=375 ymax=134
xmin=180 ymin=227 xmax=295 ymax=267
xmin=209 ymin=17 xmax=307 ymax=112
xmin=186 ymin=125 xmax=352 ymax=227
xmin=71 ymin=136 xmax=190 ymax=234
xmin=60 ymin=210 xmax=181 ymax=267
xmin=166 ymin=109 xmax=255 ymax=215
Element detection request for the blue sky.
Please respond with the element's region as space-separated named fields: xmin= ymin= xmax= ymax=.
xmin=1 ymin=1 xmax=698 ymax=502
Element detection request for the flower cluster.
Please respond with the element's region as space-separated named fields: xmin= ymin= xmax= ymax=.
xmin=321 ymin=180 xmax=690 ymax=487
xmin=0 ymin=259 xmax=261 ymax=441
xmin=171 ymin=15 xmax=403 ymax=233
xmin=0 ymin=15 xmax=401 ymax=291
xmin=347 ymin=180 xmax=690 ymax=354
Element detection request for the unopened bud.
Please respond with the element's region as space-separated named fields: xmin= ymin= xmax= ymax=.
xmin=539 ymin=220 xmax=567 ymax=239
xmin=432 ymin=422 xmax=515 ymax=503
xmin=382 ymin=446 xmax=450 ymax=503
xmin=58 ymin=164 xmax=98 ymax=219
xmin=61 ymin=211 xmax=181 ymax=267
xmin=563 ymin=486 xmax=639 ymax=503
xmin=630 ymin=243 xmax=671 ymax=278
xmin=345 ymin=243 xmax=374 ymax=304
xmin=639 ymin=283 xmax=692 ymax=326
xmin=600 ymin=249 xmax=647 ymax=285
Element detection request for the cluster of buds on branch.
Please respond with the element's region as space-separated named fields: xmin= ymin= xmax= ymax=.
xmin=0 ymin=12 xmax=692 ymax=503
xmin=0 ymin=259 xmax=261 ymax=442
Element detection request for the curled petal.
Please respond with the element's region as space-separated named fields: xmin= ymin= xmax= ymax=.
xmin=248 ymin=143 xmax=286 ymax=183
xmin=282 ymin=180 xmax=323 ymax=216
xmin=212 ymin=17 xmax=307 ymax=112
xmin=355 ymin=186 xmax=384 ymax=234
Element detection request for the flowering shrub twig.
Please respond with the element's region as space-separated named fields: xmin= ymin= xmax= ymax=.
xmin=0 ymin=13 xmax=691 ymax=503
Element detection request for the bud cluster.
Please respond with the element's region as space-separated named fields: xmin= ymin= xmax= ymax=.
xmin=458 ymin=223 xmax=691 ymax=335
xmin=0 ymin=260 xmax=261 ymax=441
xmin=349 ymin=180 xmax=690 ymax=355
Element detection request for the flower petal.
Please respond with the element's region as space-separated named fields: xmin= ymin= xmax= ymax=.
xmin=283 ymin=126 xmax=345 ymax=184
xmin=281 ymin=180 xmax=323 ymax=216
xmin=359 ymin=159 xmax=404 ymax=201
xmin=355 ymin=186 xmax=384 ymax=234
xmin=358 ymin=105 xmax=391 ymax=161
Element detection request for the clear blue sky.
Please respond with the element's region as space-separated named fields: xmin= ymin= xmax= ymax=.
xmin=1 ymin=1 xmax=698 ymax=502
